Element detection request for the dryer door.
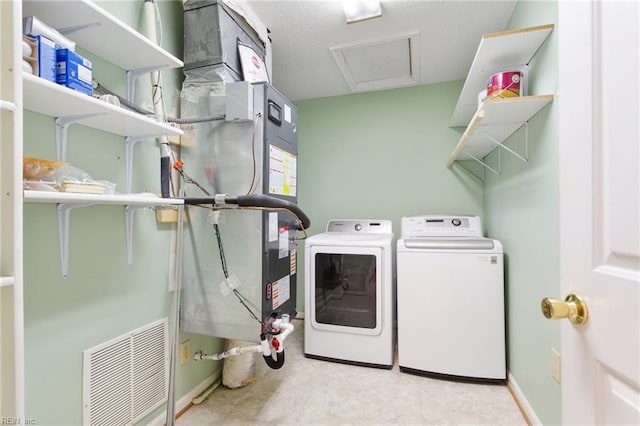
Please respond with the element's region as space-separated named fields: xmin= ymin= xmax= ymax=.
xmin=308 ymin=245 xmax=383 ymax=335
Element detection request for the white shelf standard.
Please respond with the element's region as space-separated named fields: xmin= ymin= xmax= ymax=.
xmin=448 ymin=95 xmax=554 ymax=167
xmin=1 ymin=0 xmax=24 ymax=417
xmin=22 ymin=0 xmax=183 ymax=101
xmin=449 ymin=24 xmax=554 ymax=128
xmin=24 ymin=190 xmax=184 ymax=278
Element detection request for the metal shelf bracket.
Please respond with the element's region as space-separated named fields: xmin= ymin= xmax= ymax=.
xmin=478 ymin=120 xmax=529 ymax=164
xmin=125 ymin=135 xmax=160 ymax=193
xmin=453 ymin=120 xmax=531 ymax=181
xmin=124 ymin=205 xmax=149 ymax=265
xmin=57 ymin=201 xmax=97 ymax=278
xmin=56 ymin=113 xmax=103 ymax=162
xmin=126 ymin=65 xmax=168 ymax=102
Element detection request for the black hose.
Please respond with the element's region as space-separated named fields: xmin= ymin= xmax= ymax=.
xmin=182 ymin=194 xmax=311 ymax=230
xmin=263 ymin=351 xmax=285 ymax=370
xmin=229 ymin=194 xmax=311 ymax=230
xmin=160 ymin=156 xmax=171 ymax=198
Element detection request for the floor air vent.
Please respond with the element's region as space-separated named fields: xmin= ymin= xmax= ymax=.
xmin=83 ymin=318 xmax=169 ymax=425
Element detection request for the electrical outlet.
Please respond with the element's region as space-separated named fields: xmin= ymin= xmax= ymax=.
xmin=180 ymin=340 xmax=191 ymax=365
xmin=551 ymin=348 xmax=561 ymax=383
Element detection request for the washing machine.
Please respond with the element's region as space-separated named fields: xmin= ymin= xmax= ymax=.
xmin=304 ymin=219 xmax=394 ymax=368
xmin=397 ymin=215 xmax=505 ymax=380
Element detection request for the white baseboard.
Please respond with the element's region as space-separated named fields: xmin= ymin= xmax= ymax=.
xmin=507 ymin=372 xmax=542 ymax=426
xmin=295 ymin=311 xmax=305 ymax=319
xmin=148 ymin=369 xmax=222 ymax=426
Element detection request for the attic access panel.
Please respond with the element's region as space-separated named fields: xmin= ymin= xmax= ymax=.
xmin=330 ymin=32 xmax=420 ymax=92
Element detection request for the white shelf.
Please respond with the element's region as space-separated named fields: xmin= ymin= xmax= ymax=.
xmin=24 ymin=190 xmax=184 ymax=206
xmin=447 ymin=95 xmax=554 ymax=166
xmin=25 ymin=190 xmax=183 ymax=278
xmin=450 ymin=24 xmax=554 ymax=127
xmin=20 ymin=0 xmax=186 ymax=279
xmin=22 ymin=0 xmax=183 ymax=71
xmin=23 ymin=73 xmax=181 ymax=139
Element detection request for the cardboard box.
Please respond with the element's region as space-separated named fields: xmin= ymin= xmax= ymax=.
xmin=56 ymin=49 xmax=93 ymax=96
xmin=34 ymin=35 xmax=57 ymax=82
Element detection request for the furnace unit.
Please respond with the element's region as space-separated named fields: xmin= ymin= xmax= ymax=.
xmin=179 ymin=81 xmax=299 ymax=342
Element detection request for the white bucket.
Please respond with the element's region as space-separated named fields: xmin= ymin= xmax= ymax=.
xmin=222 ymin=339 xmax=257 ymax=388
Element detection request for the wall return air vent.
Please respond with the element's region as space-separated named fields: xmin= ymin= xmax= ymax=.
xmin=83 ymin=318 xmax=169 ymax=426
xmin=330 ymin=32 xmax=420 ymax=93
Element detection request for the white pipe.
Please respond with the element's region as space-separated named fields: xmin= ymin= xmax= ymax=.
xmin=195 ymin=344 xmax=263 ymax=361
xmin=143 ymin=0 xmax=172 ymax=198
xmin=144 ymin=4 xmax=177 ymax=423
xmin=195 ymin=321 xmax=295 ymax=361
xmin=270 ymin=322 xmax=294 ymax=353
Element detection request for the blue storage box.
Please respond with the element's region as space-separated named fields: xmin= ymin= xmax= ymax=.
xmin=56 ymin=49 xmax=93 ymax=95
xmin=34 ymin=35 xmax=57 ymax=83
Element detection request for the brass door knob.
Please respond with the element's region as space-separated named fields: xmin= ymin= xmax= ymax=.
xmin=541 ymin=293 xmax=589 ymax=325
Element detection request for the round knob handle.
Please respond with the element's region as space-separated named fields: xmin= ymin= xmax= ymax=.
xmin=541 ymin=293 xmax=588 ymax=325
xmin=452 ymin=218 xmax=461 ymax=226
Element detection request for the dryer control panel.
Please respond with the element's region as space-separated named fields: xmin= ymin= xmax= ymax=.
xmin=401 ymin=215 xmax=483 ymax=239
xmin=327 ymin=219 xmax=393 ymax=234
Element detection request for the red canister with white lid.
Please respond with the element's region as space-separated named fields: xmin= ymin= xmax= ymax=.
xmin=487 ymin=71 xmax=522 ymax=99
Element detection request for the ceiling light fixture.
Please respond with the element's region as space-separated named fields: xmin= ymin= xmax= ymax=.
xmin=340 ymin=0 xmax=382 ymax=24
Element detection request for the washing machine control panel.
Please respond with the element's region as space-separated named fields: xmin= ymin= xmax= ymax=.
xmin=327 ymin=219 xmax=393 ymax=234
xmin=400 ymin=215 xmax=483 ymax=238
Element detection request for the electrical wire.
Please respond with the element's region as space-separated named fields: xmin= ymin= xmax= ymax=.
xmin=191 ymin=204 xmax=308 ymax=241
xmin=212 ymin=221 xmax=262 ymax=326
xmin=173 ymin=160 xmax=266 ymax=326
xmin=246 ymin=112 xmax=262 ymax=195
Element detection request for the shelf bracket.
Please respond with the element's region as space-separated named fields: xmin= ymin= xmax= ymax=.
xmin=57 ymin=22 xmax=101 ymax=37
xmin=126 ymin=65 xmax=168 ymax=102
xmin=57 ymin=202 xmax=97 ymax=278
xmin=56 ymin=114 xmax=103 ymax=162
xmin=124 ymin=205 xmax=152 ymax=266
xmin=125 ymin=135 xmax=161 ymax=193
xmin=462 ymin=148 xmax=502 ymax=177
xmin=452 ymin=161 xmax=485 ymax=183
xmin=478 ymin=121 xmax=529 ymax=164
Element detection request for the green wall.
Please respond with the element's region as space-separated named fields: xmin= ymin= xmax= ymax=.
xmin=295 ymin=81 xmax=483 ymax=309
xmin=22 ymin=1 xmax=220 ymax=424
xmin=20 ymin=0 xmax=561 ymax=424
xmin=295 ymin=2 xmax=560 ymax=424
xmin=483 ymin=1 xmax=560 ymax=425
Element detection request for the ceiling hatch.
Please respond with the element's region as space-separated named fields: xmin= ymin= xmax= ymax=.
xmin=330 ymin=32 xmax=420 ymax=93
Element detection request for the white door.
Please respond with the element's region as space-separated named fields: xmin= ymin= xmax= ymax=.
xmin=557 ymin=1 xmax=640 ymax=424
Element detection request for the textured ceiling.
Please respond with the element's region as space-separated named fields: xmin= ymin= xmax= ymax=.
xmin=240 ymin=0 xmax=518 ymax=101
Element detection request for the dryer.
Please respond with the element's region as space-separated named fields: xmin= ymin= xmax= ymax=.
xmin=397 ymin=215 xmax=505 ymax=380
xmin=304 ymin=220 xmax=394 ymax=368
